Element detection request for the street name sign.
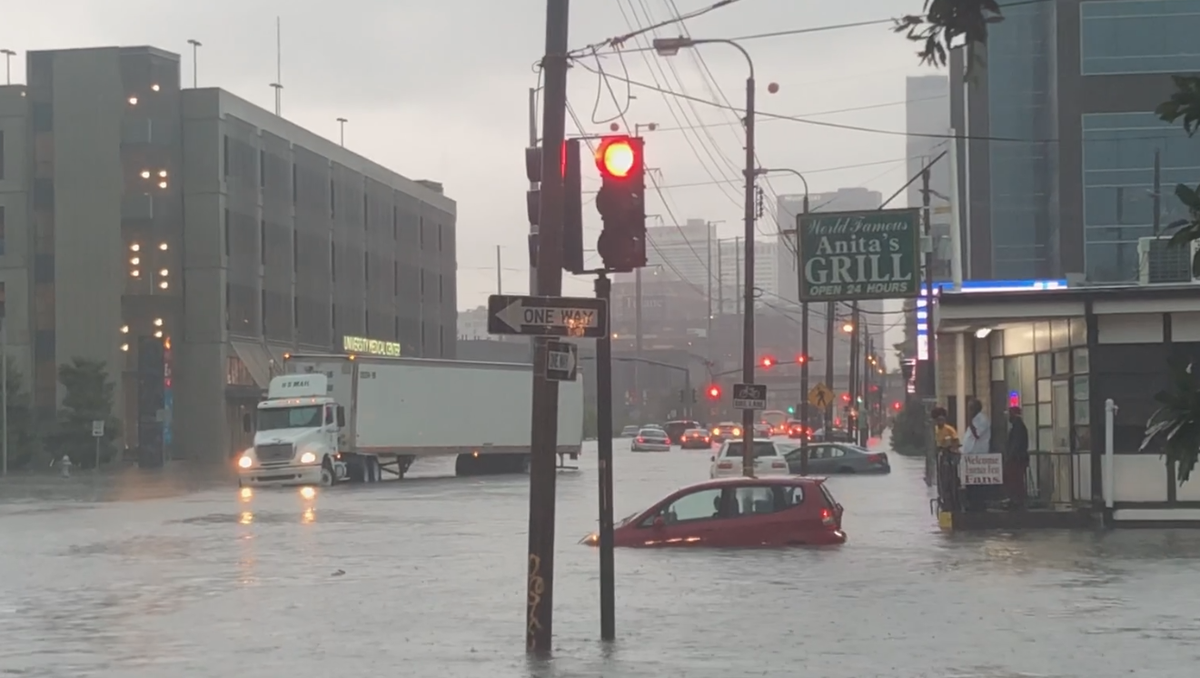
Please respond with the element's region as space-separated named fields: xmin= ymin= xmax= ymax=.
xmin=796 ymin=207 xmax=921 ymax=302
xmin=545 ymin=340 xmax=578 ymax=382
xmin=808 ymin=383 xmax=834 ymax=409
xmin=487 ymin=294 xmax=608 ymax=338
xmin=732 ymin=383 xmax=767 ymax=410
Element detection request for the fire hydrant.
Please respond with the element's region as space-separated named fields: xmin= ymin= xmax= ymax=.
xmin=60 ymin=455 xmax=73 ymax=478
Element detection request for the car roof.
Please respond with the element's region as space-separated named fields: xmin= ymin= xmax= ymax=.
xmin=676 ymin=476 xmax=827 ymax=492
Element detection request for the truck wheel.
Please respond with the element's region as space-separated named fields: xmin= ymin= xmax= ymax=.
xmin=321 ymin=459 xmax=337 ymax=487
xmin=367 ymin=457 xmax=381 ymax=482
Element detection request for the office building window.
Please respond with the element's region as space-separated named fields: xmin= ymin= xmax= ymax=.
xmin=224 ymin=209 xmax=231 ymax=258
xmin=1081 ymin=1 xmax=1200 ymax=75
xmin=365 ymin=310 xmax=370 ymax=335
xmin=419 ymin=217 xmax=425 ymax=247
xmin=393 ymin=261 xmax=398 ymax=296
xmin=261 ymin=289 xmax=268 ymax=334
xmin=438 ymin=275 xmax=443 ymax=303
xmin=223 ymin=135 xmax=230 ymax=177
xmin=437 ymin=225 xmax=443 ymax=251
xmin=394 ymin=316 xmax=399 ymax=340
xmin=419 ymin=269 xmax=425 ymax=295
xmin=330 ymin=178 xmax=336 ymax=219
xmin=1082 ymin=112 xmax=1200 ymax=282
xmin=291 ymin=164 xmax=298 ymax=202
xmin=225 ymin=283 xmax=231 ymax=330
xmin=330 ymin=241 xmax=337 ymax=282
xmin=292 ymin=234 xmax=298 ymax=272
xmin=33 ymin=179 xmax=54 ymax=210
xmin=392 ymin=205 xmax=398 ymax=239
xmin=363 ymin=194 xmax=369 ymax=229
xmin=259 ymin=149 xmax=266 ymax=188
xmin=331 ymin=303 xmax=337 ymax=332
xmin=364 ymin=251 xmax=369 ymax=282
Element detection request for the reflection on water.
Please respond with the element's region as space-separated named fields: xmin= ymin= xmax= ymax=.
xmin=2 ymin=440 xmax=1200 ymax=677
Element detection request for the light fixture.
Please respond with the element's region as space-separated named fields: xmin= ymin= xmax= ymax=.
xmin=120 ymin=343 xmax=129 ymax=352
xmin=158 ymin=181 xmax=168 ymax=189
xmin=140 ymin=170 xmax=151 ymax=179
xmin=842 ymin=322 xmax=854 ymax=334
xmin=151 ymin=84 xmax=161 ymax=92
xmin=158 ymin=170 xmax=168 ymax=178
xmin=975 ymin=328 xmax=993 ymax=339
xmin=159 ymin=243 xmax=168 ymax=251
xmin=120 ymin=325 xmax=129 ymax=334
xmin=159 ymin=268 xmax=168 ymax=277
xmin=153 ymin=318 xmax=163 ymax=327
xmin=128 ymin=96 xmax=139 ymax=105
xmin=130 ymin=243 xmax=140 ymax=252
xmin=130 ymin=269 xmax=140 ymax=277
xmin=130 ymin=257 xmax=140 ymax=265
xmin=154 ymin=330 xmax=163 ymax=338
xmin=159 ymin=281 xmax=169 ymax=290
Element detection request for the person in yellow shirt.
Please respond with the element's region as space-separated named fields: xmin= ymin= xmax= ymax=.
xmin=930 ymin=406 xmax=962 ymax=510
xmin=932 ymin=407 xmax=960 ymax=453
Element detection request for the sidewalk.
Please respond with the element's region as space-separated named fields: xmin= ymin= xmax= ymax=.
xmin=0 ymin=461 xmax=233 ymax=505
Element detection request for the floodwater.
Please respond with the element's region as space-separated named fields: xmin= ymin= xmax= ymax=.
xmin=3 ymin=436 xmax=1200 ymax=677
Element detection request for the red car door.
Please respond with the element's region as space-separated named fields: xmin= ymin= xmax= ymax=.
xmin=634 ymin=486 xmax=728 ymax=547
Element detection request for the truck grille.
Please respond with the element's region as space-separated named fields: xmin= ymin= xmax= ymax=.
xmin=256 ymin=443 xmax=294 ymax=463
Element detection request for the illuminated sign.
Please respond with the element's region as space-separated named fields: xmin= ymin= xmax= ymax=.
xmin=916 ymin=279 xmax=1068 ymax=361
xmin=341 ymin=335 xmax=401 ymax=358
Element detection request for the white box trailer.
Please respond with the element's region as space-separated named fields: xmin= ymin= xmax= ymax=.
xmin=234 ymin=354 xmax=584 ymax=486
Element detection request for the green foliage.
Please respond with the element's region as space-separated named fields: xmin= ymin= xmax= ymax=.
xmin=47 ymin=358 xmax=120 ymax=469
xmin=1142 ymin=357 xmax=1200 ymax=483
xmin=890 ymin=398 xmax=932 ymax=457
xmin=1 ymin=358 xmax=37 ymax=469
xmin=893 ymin=0 xmax=1003 ymax=74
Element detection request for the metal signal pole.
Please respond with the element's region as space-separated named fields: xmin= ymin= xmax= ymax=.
xmin=594 ymin=272 xmax=615 ymax=642
xmin=525 ymin=0 xmax=570 ymax=655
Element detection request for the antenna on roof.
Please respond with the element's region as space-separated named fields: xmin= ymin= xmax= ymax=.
xmin=269 ymin=17 xmax=283 ymax=116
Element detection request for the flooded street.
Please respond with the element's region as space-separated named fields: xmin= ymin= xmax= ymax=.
xmin=3 ymin=437 xmax=1200 ymax=677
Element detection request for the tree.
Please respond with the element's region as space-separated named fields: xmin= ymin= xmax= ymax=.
xmin=891 ymin=398 xmax=933 ymax=457
xmin=48 ymin=358 xmax=120 ymax=469
xmin=0 ymin=358 xmax=37 ymax=469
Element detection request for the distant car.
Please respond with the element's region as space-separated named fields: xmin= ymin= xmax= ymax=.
xmin=786 ymin=443 xmax=890 ymax=474
xmin=631 ymin=428 xmax=671 ymax=452
xmin=679 ymin=428 xmax=712 ymax=449
xmin=663 ymin=419 xmax=702 ymax=444
xmin=710 ymin=422 xmax=743 ymax=443
xmin=579 ymin=476 xmax=846 ymax=548
xmin=620 ymin=425 xmax=641 ymax=438
xmin=786 ymin=419 xmax=812 ymax=440
xmin=814 ymin=427 xmax=855 ymax=443
xmin=752 ymin=423 xmax=771 ymax=438
xmin=709 ymin=439 xmax=793 ymax=478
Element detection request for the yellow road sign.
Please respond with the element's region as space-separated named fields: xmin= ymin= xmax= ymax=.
xmin=808 ymin=383 xmax=835 ymax=409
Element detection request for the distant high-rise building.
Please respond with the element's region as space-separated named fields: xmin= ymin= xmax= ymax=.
xmin=714 ymin=238 xmax=778 ymax=315
xmin=635 ymin=218 xmax=715 ymax=292
xmin=906 ymin=75 xmax=952 ymax=280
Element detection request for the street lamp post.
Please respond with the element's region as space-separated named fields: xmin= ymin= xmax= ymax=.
xmin=186 ymin=39 xmax=202 ymax=88
xmin=337 ymin=117 xmax=348 ymax=146
xmin=654 ymin=36 xmax=757 ymax=477
xmin=1 ymin=49 xmax=15 ymax=85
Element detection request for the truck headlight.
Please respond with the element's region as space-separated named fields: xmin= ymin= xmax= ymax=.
xmin=299 ymin=451 xmax=317 ymax=465
xmin=237 ymin=455 xmax=253 ymax=469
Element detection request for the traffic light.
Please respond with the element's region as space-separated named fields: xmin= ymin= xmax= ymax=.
xmin=841 ymin=392 xmax=851 ymax=404
xmin=787 ymin=405 xmax=795 ymax=415
xmin=795 ymin=354 xmax=807 ymax=365
xmin=892 ymin=401 xmax=902 ymax=411
xmin=525 ymin=140 xmax=585 ymax=274
xmin=594 ymin=135 xmax=646 ymax=272
xmin=706 ymin=384 xmax=721 ymax=400
xmin=759 ymin=356 xmax=775 ymax=368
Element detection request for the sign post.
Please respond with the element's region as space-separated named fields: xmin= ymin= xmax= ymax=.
xmin=545 ymin=340 xmax=578 ymax=382
xmin=487 ymin=294 xmax=608 ymax=339
xmin=797 ymin=208 xmax=922 ymax=303
xmin=91 ymin=420 xmax=105 ymax=470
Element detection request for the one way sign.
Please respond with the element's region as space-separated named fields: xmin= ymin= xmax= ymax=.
xmin=487 ymin=294 xmax=608 ymax=339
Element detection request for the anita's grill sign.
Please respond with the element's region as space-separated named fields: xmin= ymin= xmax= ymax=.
xmin=797 ymin=208 xmax=921 ymax=302
xmin=342 ymin=335 xmax=401 ymax=357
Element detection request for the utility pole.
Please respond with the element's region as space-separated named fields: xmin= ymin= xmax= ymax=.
xmin=525 ymin=0 xmax=570 ymax=655
xmin=706 ymin=222 xmax=713 ymax=361
xmin=797 ymin=195 xmax=811 ymax=474
xmin=527 ymin=87 xmax=540 ymax=361
xmin=733 ymin=237 xmax=742 ymax=316
xmin=824 ymin=301 xmax=835 ymax=436
xmin=848 ymin=302 xmax=860 ymax=442
xmin=920 ymin=165 xmax=937 ymax=399
xmin=739 ymin=69 xmax=757 ymax=479
xmin=716 ymin=240 xmax=724 ymax=316
xmin=593 ymin=272 xmax=616 ymax=642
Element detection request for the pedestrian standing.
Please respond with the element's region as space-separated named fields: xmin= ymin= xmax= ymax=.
xmin=1004 ymin=406 xmax=1030 ymax=509
xmin=961 ymin=398 xmax=992 ymax=511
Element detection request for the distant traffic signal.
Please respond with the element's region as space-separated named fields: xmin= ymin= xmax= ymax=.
xmin=706 ymin=384 xmax=721 ymax=400
xmin=787 ymin=405 xmax=795 ymax=415
xmin=795 ymin=354 xmax=807 ymax=365
xmin=594 ymin=135 xmax=646 ymax=272
xmin=759 ymin=356 xmax=775 ymax=368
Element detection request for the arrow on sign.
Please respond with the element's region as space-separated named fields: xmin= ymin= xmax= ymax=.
xmin=495 ymin=299 xmax=599 ymax=332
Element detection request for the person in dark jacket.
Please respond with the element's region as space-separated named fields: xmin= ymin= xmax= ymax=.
xmin=1004 ymin=406 xmax=1030 ymax=508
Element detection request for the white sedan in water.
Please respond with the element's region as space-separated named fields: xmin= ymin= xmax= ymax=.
xmin=631 ymin=428 xmax=671 ymax=452
xmin=709 ymin=439 xmax=792 ymax=478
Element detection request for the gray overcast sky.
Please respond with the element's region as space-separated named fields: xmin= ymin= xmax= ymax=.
xmin=4 ymin=0 xmax=937 ymax=313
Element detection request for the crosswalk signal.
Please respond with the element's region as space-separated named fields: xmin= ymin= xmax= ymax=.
xmin=594 ymin=135 xmax=646 ymax=273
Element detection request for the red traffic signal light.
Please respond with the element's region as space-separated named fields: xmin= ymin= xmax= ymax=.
xmin=841 ymin=392 xmax=851 ymax=403
xmin=596 ymin=136 xmax=641 ymax=179
xmin=795 ymin=354 xmax=807 ymax=364
xmin=760 ymin=356 xmax=775 ymax=368
xmin=706 ymin=385 xmax=721 ymax=400
xmin=892 ymin=401 xmax=902 ymax=411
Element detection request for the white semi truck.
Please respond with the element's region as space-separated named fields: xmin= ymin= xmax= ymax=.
xmin=236 ymin=355 xmax=585 ymax=487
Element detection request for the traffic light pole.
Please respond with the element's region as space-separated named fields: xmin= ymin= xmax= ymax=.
xmin=593 ymin=272 xmax=616 ymax=642
xmin=526 ymin=0 xmax=569 ymax=655
xmin=797 ymin=195 xmax=810 ymax=476
xmin=824 ymin=301 xmax=835 ymax=439
xmin=740 ymin=64 xmax=757 ymax=478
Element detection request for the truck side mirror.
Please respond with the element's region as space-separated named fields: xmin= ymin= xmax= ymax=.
xmin=242 ymin=413 xmax=252 ymax=433
xmin=336 ymin=406 xmax=346 ymax=428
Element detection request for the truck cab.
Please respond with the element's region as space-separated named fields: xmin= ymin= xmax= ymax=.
xmin=236 ymin=374 xmax=347 ymax=487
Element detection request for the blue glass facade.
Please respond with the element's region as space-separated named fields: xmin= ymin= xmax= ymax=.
xmin=986 ymin=0 xmax=1057 ymax=278
xmin=1082 ymin=112 xmax=1200 ymax=281
xmin=1081 ymin=0 xmax=1200 ymax=75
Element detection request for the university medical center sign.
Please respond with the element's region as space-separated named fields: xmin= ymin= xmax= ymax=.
xmin=797 ymin=208 xmax=921 ymax=302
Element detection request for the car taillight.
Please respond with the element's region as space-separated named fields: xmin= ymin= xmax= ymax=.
xmin=867 ymin=453 xmax=883 ymax=463
xmin=820 ymin=508 xmax=836 ymax=527
xmin=637 ymin=437 xmax=644 ymax=443
xmin=717 ymin=461 xmax=733 ymax=469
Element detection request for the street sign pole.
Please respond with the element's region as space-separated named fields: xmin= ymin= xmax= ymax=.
xmin=593 ymin=272 xmax=615 ymax=642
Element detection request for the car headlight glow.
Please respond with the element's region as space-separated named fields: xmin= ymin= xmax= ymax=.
xmin=237 ymin=455 xmax=253 ymax=469
xmin=299 ymin=451 xmax=317 ymax=464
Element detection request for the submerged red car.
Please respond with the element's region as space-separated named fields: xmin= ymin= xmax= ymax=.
xmin=582 ymin=476 xmax=845 ymax=548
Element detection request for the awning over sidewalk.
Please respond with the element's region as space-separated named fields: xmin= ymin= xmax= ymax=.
xmin=230 ymin=341 xmax=273 ymax=389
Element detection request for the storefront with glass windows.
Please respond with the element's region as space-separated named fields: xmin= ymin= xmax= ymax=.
xmin=936 ymin=284 xmax=1200 ymax=525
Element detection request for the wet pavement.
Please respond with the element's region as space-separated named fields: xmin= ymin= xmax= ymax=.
xmin=3 ymin=436 xmax=1200 ymax=677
